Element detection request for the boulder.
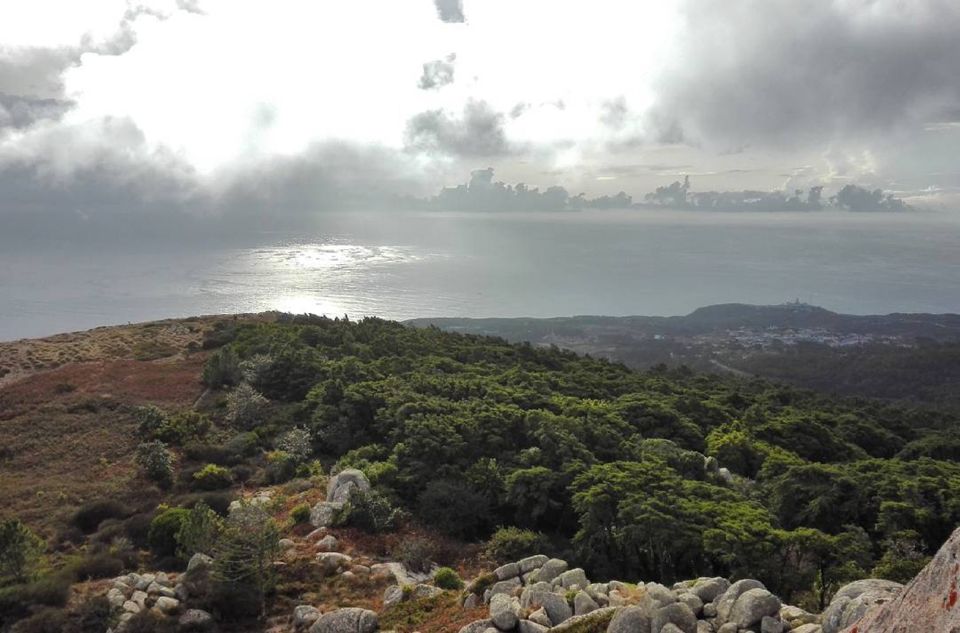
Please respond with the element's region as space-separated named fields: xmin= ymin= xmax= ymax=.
xmin=107 ymin=587 xmax=126 ymax=608
xmin=155 ymin=597 xmax=179 ymax=614
xmin=178 ymin=609 xmax=214 ymax=631
xmin=187 ymin=553 xmax=213 ymax=573
xmin=645 ymin=582 xmax=678 ymax=606
xmin=131 ymin=590 xmax=148 ymax=608
xmin=383 ymin=585 xmax=404 ymax=608
xmin=458 ymin=620 xmax=494 ymax=633
xmin=489 ymin=577 xmax=522 ymax=600
xmin=294 ymin=605 xmax=322 ymax=630
xmin=821 ymin=579 xmax=902 ymax=633
xmin=326 ymin=469 xmax=371 ymax=503
xmin=695 ymin=621 xmax=713 ymax=633
xmin=549 ymin=607 xmax=619 ymax=632
xmin=316 ymin=535 xmax=340 ymax=552
xmin=607 ymin=604 xmax=652 ymax=633
xmin=316 ymin=552 xmax=353 ymax=576
xmin=651 ymin=602 xmax=697 ymax=633
xmin=537 ymin=591 xmax=573 ymax=626
xmin=494 ymin=562 xmax=520 ymax=580
xmin=661 ymin=624 xmax=685 ymax=633
xmin=310 ymin=501 xmax=344 ymax=528
xmin=691 ymin=577 xmax=730 ymax=603
xmin=676 ymin=592 xmax=703 ymax=616
xmin=489 ymin=593 xmax=521 ymax=630
xmin=309 ymin=607 xmax=378 ymax=633
xmin=761 ymin=615 xmax=784 ymax=633
xmin=557 ymin=568 xmax=589 ymax=590
xmin=122 ymin=601 xmax=140 ymax=614
xmin=527 ymin=607 xmax=552 ymax=627
xmin=519 ymin=555 xmax=548 ymax=573
xmin=714 ymin=578 xmax=766 ymax=624
xmin=835 ymin=530 xmax=960 ymax=633
xmin=793 ymin=625 xmax=823 ymax=633
xmin=728 ymin=588 xmax=781 ymax=629
xmin=413 ymin=584 xmax=444 ymax=600
xmin=573 ymin=590 xmax=599 ymax=615
xmin=537 ymin=558 xmax=568 ymax=583
xmin=517 ymin=620 xmax=549 ymax=633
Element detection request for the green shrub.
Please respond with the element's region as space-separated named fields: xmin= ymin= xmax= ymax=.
xmin=391 ymin=536 xmax=435 ymax=574
xmin=202 ymin=347 xmax=241 ymax=388
xmin=192 ymin=464 xmax=233 ymax=491
xmin=135 ymin=441 xmax=174 ymax=489
xmin=416 ymin=480 xmax=489 ymax=539
xmin=485 ymin=526 xmax=550 ymax=564
xmin=176 ymin=503 xmax=223 ymax=559
xmin=72 ymin=500 xmax=130 ymax=534
xmin=0 ymin=573 xmax=72 ymax=621
xmin=148 ymin=508 xmax=189 ymax=559
xmin=225 ymin=384 xmax=267 ymax=429
xmin=338 ymin=489 xmax=403 ymax=533
xmin=0 ymin=518 xmax=44 ymax=585
xmin=290 ymin=504 xmax=311 ymax=524
xmin=72 ymin=596 xmax=113 ymax=633
xmin=155 ymin=411 xmax=211 ymax=445
xmin=122 ymin=513 xmax=154 ymax=550
xmin=209 ymin=505 xmax=281 ymax=619
xmin=263 ymin=451 xmax=297 ymax=484
xmin=433 ymin=567 xmax=463 ymax=590
xmin=134 ymin=405 xmax=168 ymax=438
xmin=122 ymin=609 xmax=177 ymax=633
xmin=10 ymin=608 xmax=68 ymax=633
xmin=71 ymin=553 xmax=124 ymax=581
xmin=275 ymin=427 xmax=313 ymax=462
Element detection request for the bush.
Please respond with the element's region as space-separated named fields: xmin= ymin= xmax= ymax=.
xmin=202 ymin=347 xmax=241 ymax=388
xmin=156 ymin=411 xmax=211 ymax=445
xmin=263 ymin=451 xmax=297 ymax=484
xmin=209 ymin=505 xmax=280 ymax=619
xmin=135 ymin=441 xmax=174 ymax=489
xmin=0 ymin=573 xmax=72 ymax=621
xmin=10 ymin=608 xmax=68 ymax=633
xmin=134 ymin=405 xmax=168 ymax=438
xmin=225 ymin=384 xmax=267 ymax=429
xmin=275 ymin=427 xmax=313 ymax=462
xmin=176 ymin=503 xmax=223 ymax=559
xmin=392 ymin=536 xmax=436 ymax=574
xmin=433 ymin=567 xmax=463 ymax=590
xmin=72 ymin=500 xmax=130 ymax=534
xmin=123 ymin=610 xmax=177 ymax=633
xmin=416 ymin=480 xmax=489 ymax=539
xmin=338 ymin=489 xmax=403 ymax=533
xmin=183 ymin=442 xmax=239 ymax=466
xmin=71 ymin=596 xmax=113 ymax=633
xmin=178 ymin=492 xmax=236 ymax=517
xmin=148 ymin=508 xmax=189 ymax=559
xmin=0 ymin=518 xmax=44 ymax=585
xmin=192 ymin=464 xmax=233 ymax=491
xmin=290 ymin=504 xmax=311 ymax=524
xmin=122 ymin=513 xmax=155 ymax=550
xmin=71 ymin=553 xmax=124 ymax=580
xmin=485 ymin=527 xmax=551 ymax=564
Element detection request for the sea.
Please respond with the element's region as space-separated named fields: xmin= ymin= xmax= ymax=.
xmin=2 ymin=209 xmax=960 ymax=341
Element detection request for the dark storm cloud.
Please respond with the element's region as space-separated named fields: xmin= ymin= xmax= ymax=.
xmin=433 ymin=0 xmax=465 ymax=23
xmin=405 ymin=100 xmax=512 ymax=157
xmin=649 ymin=0 xmax=960 ymax=147
xmin=418 ymin=55 xmax=455 ymax=90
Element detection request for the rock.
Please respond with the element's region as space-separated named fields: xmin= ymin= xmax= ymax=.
xmin=549 ymin=607 xmax=619 ymax=633
xmin=306 ymin=527 xmax=328 ymax=540
xmin=155 ymin=597 xmax=179 ymax=614
xmin=701 ymin=602 xmax=717 ymax=618
xmin=352 ymin=565 xmax=371 ymax=575
xmin=821 ymin=578 xmax=902 ymax=633
xmin=310 ymin=501 xmax=344 ymax=528
xmin=146 ymin=581 xmax=165 ymax=595
xmin=517 ymin=620 xmax=549 ymax=633
xmin=537 ymin=558 xmax=568 ymax=583
xmin=714 ymin=578 xmax=766 ymax=624
xmin=309 ymin=607 xmax=378 ymax=633
xmin=538 ymin=592 xmax=573 ymax=626
xmin=131 ymin=590 xmax=148 ymax=608
xmin=178 ymin=609 xmax=214 ymax=631
xmin=490 ymin=593 xmax=521 ymax=630
xmin=155 ymin=572 xmax=171 ymax=586
xmin=528 ymin=607 xmax=551 ymax=627
xmin=716 ymin=624 xmax=738 ymax=633
xmin=704 ymin=456 xmax=719 ymax=475
xmin=607 ymin=604 xmax=652 ymax=633
xmin=458 ymin=620 xmax=494 ymax=633
xmin=519 ymin=555 xmax=548 ymax=573
xmin=316 ymin=552 xmax=353 ymax=576
xmin=326 ymin=469 xmax=371 ymax=503
xmin=136 ymin=574 xmax=155 ymax=590
xmin=122 ymin=601 xmax=141 ymax=614
xmin=780 ymin=604 xmax=814 ymax=623
xmin=494 ymin=562 xmax=520 ymax=580
xmin=793 ymin=625 xmax=822 ymax=633
xmin=696 ymin=621 xmax=713 ymax=633
xmin=661 ymin=624 xmax=685 ymax=633
xmin=413 ymin=584 xmax=444 ymax=600
xmin=316 ymin=535 xmax=340 ymax=552
xmin=279 ymin=538 xmax=296 ymax=549
xmin=677 ymin=592 xmax=703 ymax=616
xmin=832 ymin=527 xmax=960 ymax=633
xmin=760 ymin=615 xmax=784 ymax=633
xmin=341 ymin=571 xmax=357 ymax=581
xmin=645 ymin=582 xmax=678 ymax=606
xmin=294 ymin=605 xmax=322 ymax=630
xmin=691 ymin=577 xmax=730 ymax=603
xmin=717 ymin=467 xmax=733 ymax=483
xmin=651 ymin=602 xmax=697 ymax=633
xmin=187 ymin=553 xmax=213 ymax=573
xmin=728 ymin=588 xmax=781 ymax=629
xmin=573 ymin=590 xmax=599 ymax=615
xmin=463 ymin=593 xmax=479 ymax=609
xmin=489 ymin=577 xmax=522 ymax=599
xmin=383 ymin=585 xmax=404 ymax=608
xmin=557 ymin=568 xmax=589 ymax=590
xmin=107 ymin=587 xmax=126 ymax=608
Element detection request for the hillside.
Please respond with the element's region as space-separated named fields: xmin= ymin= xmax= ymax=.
xmin=407 ymin=303 xmax=960 ymax=409
xmin=2 ymin=314 xmax=960 ymax=633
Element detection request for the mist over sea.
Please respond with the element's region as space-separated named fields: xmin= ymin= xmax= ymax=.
xmin=2 ymin=209 xmax=960 ymax=341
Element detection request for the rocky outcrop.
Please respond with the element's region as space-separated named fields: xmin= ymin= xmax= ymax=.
xmin=820 ymin=579 xmax=903 ymax=633
xmin=104 ymin=570 xmax=188 ymax=630
xmin=311 ymin=469 xmax=371 ymax=528
xmin=308 ymin=607 xmax=378 ymax=633
xmin=838 ymin=526 xmax=960 ymax=632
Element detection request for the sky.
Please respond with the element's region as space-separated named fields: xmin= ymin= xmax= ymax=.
xmin=2 ymin=0 xmax=960 ymax=233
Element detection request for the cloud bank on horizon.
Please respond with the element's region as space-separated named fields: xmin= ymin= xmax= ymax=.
xmin=2 ymin=0 xmax=960 ymax=231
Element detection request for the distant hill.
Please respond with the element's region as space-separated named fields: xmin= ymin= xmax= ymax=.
xmin=407 ymin=303 xmax=960 ymax=408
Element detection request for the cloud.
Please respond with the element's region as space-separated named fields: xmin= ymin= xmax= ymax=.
xmin=0 ymin=94 xmax=71 ymax=130
xmin=405 ymin=100 xmax=512 ymax=157
xmin=649 ymin=0 xmax=960 ymax=148
xmin=433 ymin=0 xmax=464 ymax=23
xmin=418 ymin=54 xmax=456 ymax=90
